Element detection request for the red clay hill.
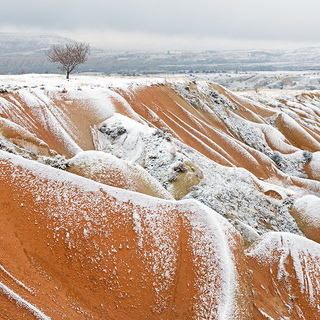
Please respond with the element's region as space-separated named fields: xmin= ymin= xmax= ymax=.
xmin=0 ymin=74 xmax=320 ymax=319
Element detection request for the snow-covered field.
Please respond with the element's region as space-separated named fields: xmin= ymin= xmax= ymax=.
xmin=174 ymin=70 xmax=320 ymax=91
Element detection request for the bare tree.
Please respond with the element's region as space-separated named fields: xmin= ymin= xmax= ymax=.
xmin=46 ymin=42 xmax=90 ymax=79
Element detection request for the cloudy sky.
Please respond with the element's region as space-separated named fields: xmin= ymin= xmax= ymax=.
xmin=1 ymin=0 xmax=320 ymax=51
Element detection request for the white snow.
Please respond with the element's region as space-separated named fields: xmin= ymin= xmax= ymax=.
xmin=0 ymin=264 xmax=33 ymax=293
xmin=94 ymin=113 xmax=152 ymax=163
xmin=308 ymin=151 xmax=320 ymax=181
xmin=258 ymin=309 xmax=275 ymax=320
xmin=179 ymin=200 xmax=238 ymax=319
xmin=0 ymin=74 xmax=166 ymax=92
xmin=0 ymin=149 xmax=244 ymax=318
xmin=293 ymin=195 xmax=320 ymax=227
xmin=91 ymin=111 xmax=302 ymax=235
xmin=205 ymin=71 xmax=320 ymax=92
xmin=0 ymin=281 xmax=50 ymax=320
xmin=2 ymin=73 xmax=320 ymax=317
xmin=68 ymin=150 xmax=173 ymax=200
xmin=281 ymin=113 xmax=320 ymax=149
xmin=246 ymin=232 xmax=320 ymax=304
xmin=261 ymin=124 xmax=299 ymax=154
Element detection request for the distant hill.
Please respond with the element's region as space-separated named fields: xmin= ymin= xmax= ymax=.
xmin=1 ymin=32 xmax=320 ymax=75
xmin=0 ymin=33 xmax=74 ymax=57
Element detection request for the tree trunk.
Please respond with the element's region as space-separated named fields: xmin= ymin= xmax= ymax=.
xmin=66 ymin=71 xmax=70 ymax=80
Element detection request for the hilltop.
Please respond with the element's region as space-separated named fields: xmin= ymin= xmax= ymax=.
xmin=0 ymin=33 xmax=73 ymax=57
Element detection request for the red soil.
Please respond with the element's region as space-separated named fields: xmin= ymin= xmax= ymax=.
xmin=0 ymin=153 xmax=252 ymax=319
xmin=1 ymin=81 xmax=320 ymax=318
xmin=246 ymin=233 xmax=320 ymax=319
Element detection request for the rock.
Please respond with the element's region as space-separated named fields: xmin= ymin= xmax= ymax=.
xmin=99 ymin=124 xmax=127 ymax=139
xmin=67 ymin=151 xmax=173 ymax=200
xmin=290 ymin=195 xmax=320 ymax=243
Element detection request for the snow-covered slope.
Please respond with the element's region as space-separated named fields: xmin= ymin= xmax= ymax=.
xmin=246 ymin=232 xmax=320 ymax=319
xmin=206 ymin=70 xmax=320 ymax=91
xmin=0 ymin=151 xmax=251 ymax=319
xmin=1 ymin=74 xmax=320 ymax=319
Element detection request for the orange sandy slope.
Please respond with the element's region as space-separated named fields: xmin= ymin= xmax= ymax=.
xmin=0 ymin=152 xmax=251 ymax=319
xmin=1 ymin=78 xmax=320 ymax=319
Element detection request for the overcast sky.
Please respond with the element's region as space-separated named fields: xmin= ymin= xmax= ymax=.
xmin=1 ymin=0 xmax=320 ymax=51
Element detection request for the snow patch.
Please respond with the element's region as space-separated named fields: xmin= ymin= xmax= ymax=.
xmin=246 ymin=232 xmax=320 ymax=304
xmin=0 ymin=281 xmax=50 ymax=320
xmin=293 ymin=195 xmax=320 ymax=226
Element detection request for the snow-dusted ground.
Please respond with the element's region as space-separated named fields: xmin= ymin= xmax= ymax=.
xmin=292 ymin=195 xmax=320 ymax=228
xmin=1 ymin=71 xmax=320 ymax=92
xmin=93 ymin=113 xmax=302 ymax=236
xmin=0 ymin=73 xmax=168 ymax=91
xmin=1 ymin=149 xmax=247 ymax=319
xmin=0 ymin=73 xmax=319 ymax=239
xmin=0 ymin=280 xmax=50 ymax=320
xmin=1 ymin=73 xmax=320 ymax=318
xmin=188 ymin=71 xmax=320 ymax=91
xmin=246 ymin=231 xmax=320 ymax=305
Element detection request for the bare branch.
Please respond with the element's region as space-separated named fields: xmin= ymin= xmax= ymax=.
xmin=46 ymin=42 xmax=90 ymax=79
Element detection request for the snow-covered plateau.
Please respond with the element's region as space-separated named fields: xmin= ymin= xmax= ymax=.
xmin=0 ymin=74 xmax=320 ymax=319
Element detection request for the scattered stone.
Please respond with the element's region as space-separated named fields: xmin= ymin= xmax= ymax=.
xmin=100 ymin=125 xmax=127 ymax=139
xmin=173 ymin=162 xmax=186 ymax=173
xmin=49 ymin=155 xmax=70 ymax=170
